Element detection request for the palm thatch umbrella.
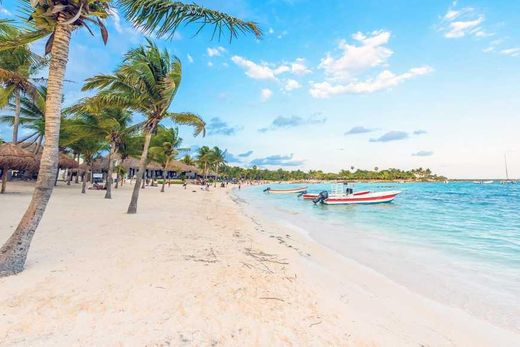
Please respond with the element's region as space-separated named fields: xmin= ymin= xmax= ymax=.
xmin=0 ymin=143 xmax=37 ymax=194
xmin=58 ymin=153 xmax=79 ymax=169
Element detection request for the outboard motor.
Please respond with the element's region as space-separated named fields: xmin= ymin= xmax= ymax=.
xmin=312 ymin=191 xmax=329 ymax=204
xmin=263 ymin=187 xmax=271 ymax=193
xmin=297 ymin=190 xmax=308 ymax=198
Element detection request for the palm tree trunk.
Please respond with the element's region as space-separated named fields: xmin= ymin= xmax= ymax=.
xmin=127 ymin=130 xmax=152 ymax=214
xmin=161 ymin=160 xmax=169 ymax=193
xmin=1 ymin=168 xmax=8 ymax=194
xmin=115 ymin=172 xmax=120 ymax=189
xmin=0 ymin=19 xmax=72 ymax=277
xmin=12 ymin=90 xmax=21 ymax=144
xmin=34 ymin=135 xmax=43 ymax=155
xmin=104 ymin=144 xmax=115 ymax=199
xmin=82 ymin=166 xmax=90 ymax=194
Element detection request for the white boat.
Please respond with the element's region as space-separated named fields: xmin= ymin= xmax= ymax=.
xmin=309 ymin=184 xmax=401 ymax=205
xmin=323 ymin=191 xmax=401 ymax=205
xmin=264 ymin=186 xmax=307 ymax=194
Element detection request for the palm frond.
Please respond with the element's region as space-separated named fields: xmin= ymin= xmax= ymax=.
xmin=117 ymin=0 xmax=262 ymax=41
xmin=167 ymin=112 xmax=206 ymax=137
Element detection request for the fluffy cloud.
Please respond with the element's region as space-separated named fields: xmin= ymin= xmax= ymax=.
xmin=345 ymin=126 xmax=375 ymax=135
xmin=206 ymin=117 xmax=241 ymax=136
xmin=413 ymin=129 xmax=428 ymax=135
xmin=310 ymin=30 xmax=432 ymax=98
xmin=250 ymin=154 xmax=304 ymax=167
xmin=318 ymin=30 xmax=393 ymax=81
xmin=310 ymin=66 xmax=433 ymax=98
xmin=260 ymin=88 xmax=273 ymax=102
xmin=231 ymin=56 xmax=310 ymax=81
xmin=370 ymin=131 xmax=409 ymax=142
xmin=412 ymin=151 xmax=434 ymax=157
xmin=284 ymin=79 xmax=301 ymax=91
xmin=259 ymin=114 xmax=326 ymax=132
xmin=187 ymin=54 xmax=194 ymax=63
xmin=207 ymin=46 xmax=226 ymax=57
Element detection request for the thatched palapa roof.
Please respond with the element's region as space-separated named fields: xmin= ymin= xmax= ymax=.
xmin=0 ymin=143 xmax=37 ymax=170
xmin=59 ymin=153 xmax=79 ymax=169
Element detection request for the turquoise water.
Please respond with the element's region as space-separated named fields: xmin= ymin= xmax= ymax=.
xmin=235 ymin=182 xmax=520 ymax=331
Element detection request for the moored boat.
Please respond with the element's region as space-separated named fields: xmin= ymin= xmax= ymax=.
xmin=264 ymin=186 xmax=307 ymax=194
xmin=322 ymin=191 xmax=401 ymax=205
xmin=302 ymin=190 xmax=370 ymax=200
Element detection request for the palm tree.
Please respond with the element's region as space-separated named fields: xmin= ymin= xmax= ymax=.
xmin=149 ymin=126 xmax=184 ymax=192
xmin=65 ymin=100 xmax=137 ymax=199
xmin=180 ymin=154 xmax=195 ymax=166
xmin=197 ymin=146 xmax=212 ymax=179
xmin=0 ymin=23 xmax=46 ymax=144
xmin=83 ymin=40 xmax=206 ymax=213
xmin=210 ymin=146 xmax=226 ymax=185
xmin=1 ymin=85 xmax=47 ymax=154
xmin=0 ymin=2 xmax=260 ymax=277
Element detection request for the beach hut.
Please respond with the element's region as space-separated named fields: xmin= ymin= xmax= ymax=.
xmin=0 ymin=143 xmax=37 ymax=194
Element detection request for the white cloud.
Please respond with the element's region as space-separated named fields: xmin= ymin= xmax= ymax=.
xmin=207 ymin=46 xmax=226 ymax=57
xmin=500 ymin=48 xmax=520 ymax=57
xmin=440 ymin=4 xmax=486 ymax=39
xmin=310 ymin=66 xmax=433 ymax=98
xmin=208 ymin=61 xmax=214 ymax=67
xmin=318 ymin=30 xmax=393 ymax=81
xmin=260 ymin=88 xmax=273 ymax=102
xmin=284 ymin=79 xmax=301 ymax=91
xmin=268 ymin=28 xmax=275 ymax=35
xmin=231 ymin=56 xmax=310 ymax=81
xmin=290 ymin=58 xmax=311 ymax=75
xmin=187 ymin=54 xmax=194 ymax=63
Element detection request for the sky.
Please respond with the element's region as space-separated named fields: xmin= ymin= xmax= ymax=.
xmin=1 ymin=0 xmax=520 ymax=179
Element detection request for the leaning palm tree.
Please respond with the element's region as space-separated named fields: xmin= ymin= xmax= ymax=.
xmin=65 ymin=100 xmax=137 ymax=199
xmin=149 ymin=126 xmax=185 ymax=192
xmin=83 ymin=40 xmax=206 ymax=213
xmin=0 ymin=22 xmax=46 ymax=143
xmin=0 ymin=1 xmax=260 ymax=277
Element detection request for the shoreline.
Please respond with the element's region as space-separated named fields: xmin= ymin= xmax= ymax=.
xmin=1 ymin=182 xmax=518 ymax=345
xmin=231 ymin=186 xmax=520 ymax=344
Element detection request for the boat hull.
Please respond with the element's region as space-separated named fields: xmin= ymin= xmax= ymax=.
xmin=323 ymin=191 xmax=401 ymax=205
xmin=266 ymin=186 xmax=308 ymax=194
xmin=302 ymin=190 xmax=370 ymax=200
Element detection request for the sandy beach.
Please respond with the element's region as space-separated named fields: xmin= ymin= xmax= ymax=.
xmin=1 ymin=182 xmax=518 ymax=346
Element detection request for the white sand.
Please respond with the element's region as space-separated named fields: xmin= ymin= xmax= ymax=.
xmin=1 ymin=182 xmax=518 ymax=346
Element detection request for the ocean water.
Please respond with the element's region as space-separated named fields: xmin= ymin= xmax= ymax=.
xmin=234 ymin=182 xmax=520 ymax=332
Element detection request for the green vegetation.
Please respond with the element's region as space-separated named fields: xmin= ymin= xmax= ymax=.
xmin=220 ymin=166 xmax=446 ymax=182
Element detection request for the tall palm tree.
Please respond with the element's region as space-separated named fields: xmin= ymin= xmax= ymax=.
xmin=65 ymin=100 xmax=138 ymax=199
xmin=0 ymin=1 xmax=260 ymax=277
xmin=149 ymin=126 xmax=184 ymax=192
xmin=210 ymin=146 xmax=227 ymax=185
xmin=0 ymin=22 xmax=46 ymax=144
xmin=196 ymin=146 xmax=212 ymax=179
xmin=83 ymin=40 xmax=206 ymax=213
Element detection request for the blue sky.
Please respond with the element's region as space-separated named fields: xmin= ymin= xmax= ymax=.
xmin=1 ymin=0 xmax=520 ymax=178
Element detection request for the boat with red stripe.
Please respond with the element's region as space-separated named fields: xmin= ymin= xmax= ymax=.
xmin=302 ymin=190 xmax=370 ymax=200
xmin=322 ymin=191 xmax=401 ymax=205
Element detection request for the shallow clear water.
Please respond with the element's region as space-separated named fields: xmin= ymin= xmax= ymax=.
xmin=235 ymin=182 xmax=520 ymax=332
